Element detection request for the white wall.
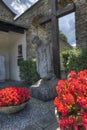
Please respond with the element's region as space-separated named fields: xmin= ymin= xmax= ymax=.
xmin=0 ymin=31 xmax=10 ymax=79
xmin=9 ymin=32 xmax=27 ymax=81
xmin=0 ymin=48 xmax=9 ymax=79
xmin=0 ymin=31 xmax=27 ymax=81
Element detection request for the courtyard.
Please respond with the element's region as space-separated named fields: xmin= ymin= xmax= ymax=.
xmin=0 ymin=0 xmax=87 ymax=130
xmin=0 ymin=81 xmax=58 ymax=130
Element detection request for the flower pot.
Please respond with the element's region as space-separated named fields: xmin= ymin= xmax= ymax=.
xmin=0 ymin=101 xmax=29 ymax=114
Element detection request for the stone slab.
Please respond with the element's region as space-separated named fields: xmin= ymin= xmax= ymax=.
xmin=0 ymin=97 xmax=55 ymax=130
xmin=36 ymin=112 xmax=57 ymax=129
xmin=30 ymin=78 xmax=58 ymax=101
xmin=23 ymin=124 xmax=42 ymax=130
xmin=44 ymin=122 xmax=60 ymax=130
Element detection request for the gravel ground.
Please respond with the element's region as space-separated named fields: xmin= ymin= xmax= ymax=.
xmin=0 ymin=81 xmax=56 ymax=130
xmin=0 ymin=98 xmax=54 ymax=130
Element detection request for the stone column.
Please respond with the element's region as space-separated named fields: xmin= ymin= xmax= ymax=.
xmin=0 ymin=56 xmax=5 ymax=82
xmin=75 ymin=0 xmax=87 ymax=48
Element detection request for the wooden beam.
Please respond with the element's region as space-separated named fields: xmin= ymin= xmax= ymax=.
xmin=56 ymin=3 xmax=76 ymax=18
xmin=39 ymin=15 xmax=51 ymax=25
xmin=0 ymin=21 xmax=26 ymax=34
xmin=50 ymin=0 xmax=61 ymax=78
xmin=39 ymin=1 xmax=76 ymax=78
xmin=0 ymin=27 xmax=9 ymax=32
xmin=39 ymin=3 xmax=75 ymax=25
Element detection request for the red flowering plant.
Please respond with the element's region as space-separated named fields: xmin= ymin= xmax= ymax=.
xmin=54 ymin=70 xmax=87 ymax=130
xmin=0 ymin=87 xmax=30 ymax=107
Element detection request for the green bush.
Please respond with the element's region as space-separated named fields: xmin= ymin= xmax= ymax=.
xmin=61 ymin=50 xmax=70 ymax=71
xmin=19 ymin=59 xmax=40 ymax=85
xmin=61 ymin=48 xmax=87 ymax=73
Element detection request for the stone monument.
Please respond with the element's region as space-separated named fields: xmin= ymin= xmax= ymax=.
xmin=32 ymin=35 xmax=55 ymax=80
xmin=30 ymin=36 xmax=58 ymax=101
xmin=0 ymin=55 xmax=5 ymax=82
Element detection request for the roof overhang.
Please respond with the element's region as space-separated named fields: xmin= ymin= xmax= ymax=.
xmin=0 ymin=19 xmax=28 ymax=34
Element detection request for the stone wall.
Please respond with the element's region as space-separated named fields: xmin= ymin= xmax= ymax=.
xmin=0 ymin=1 xmax=14 ymax=22
xmin=0 ymin=0 xmax=87 ymax=57
xmin=14 ymin=0 xmax=50 ymax=26
xmin=0 ymin=0 xmax=87 ymax=79
xmin=15 ymin=0 xmax=51 ymax=59
xmin=14 ymin=0 xmax=87 ymax=59
xmin=74 ymin=0 xmax=87 ymax=48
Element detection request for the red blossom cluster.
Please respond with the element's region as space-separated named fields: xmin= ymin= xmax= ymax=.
xmin=59 ymin=117 xmax=78 ymax=130
xmin=54 ymin=70 xmax=87 ymax=130
xmin=0 ymin=87 xmax=30 ymax=106
xmin=82 ymin=112 xmax=87 ymax=130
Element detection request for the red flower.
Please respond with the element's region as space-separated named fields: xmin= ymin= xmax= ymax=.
xmin=54 ymin=70 xmax=87 ymax=130
xmin=68 ymin=71 xmax=77 ymax=78
xmin=62 ymin=93 xmax=75 ymax=105
xmin=56 ymin=80 xmax=67 ymax=96
xmin=82 ymin=112 xmax=87 ymax=130
xmin=0 ymin=87 xmax=30 ymax=107
xmin=77 ymin=96 xmax=87 ymax=109
xmin=59 ymin=117 xmax=78 ymax=130
xmin=54 ymin=97 xmax=69 ymax=116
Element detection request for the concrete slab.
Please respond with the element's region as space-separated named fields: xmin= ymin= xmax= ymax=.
xmin=36 ymin=112 xmax=57 ymax=129
xmin=23 ymin=124 xmax=42 ymax=130
xmin=0 ymin=97 xmax=57 ymax=130
xmin=44 ymin=122 xmax=60 ymax=130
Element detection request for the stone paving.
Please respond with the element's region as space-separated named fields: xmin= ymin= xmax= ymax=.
xmin=24 ymin=113 xmax=59 ymax=130
xmin=23 ymin=99 xmax=60 ymax=130
xmin=0 ymin=97 xmax=60 ymax=130
xmin=0 ymin=81 xmax=60 ymax=130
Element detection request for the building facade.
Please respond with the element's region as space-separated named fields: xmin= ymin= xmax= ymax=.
xmin=0 ymin=0 xmax=87 ymax=81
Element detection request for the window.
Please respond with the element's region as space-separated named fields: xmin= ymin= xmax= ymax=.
xmin=17 ymin=45 xmax=23 ymax=66
xmin=18 ymin=45 xmax=22 ymax=57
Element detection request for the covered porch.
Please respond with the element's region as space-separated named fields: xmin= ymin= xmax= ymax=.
xmin=0 ymin=20 xmax=27 ymax=81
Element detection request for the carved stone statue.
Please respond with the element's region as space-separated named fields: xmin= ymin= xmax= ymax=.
xmin=32 ymin=36 xmax=55 ymax=80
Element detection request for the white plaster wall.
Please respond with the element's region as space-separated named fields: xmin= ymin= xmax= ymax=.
xmin=0 ymin=31 xmax=10 ymax=80
xmin=0 ymin=48 xmax=9 ymax=79
xmin=0 ymin=31 xmax=27 ymax=81
xmin=9 ymin=32 xmax=27 ymax=81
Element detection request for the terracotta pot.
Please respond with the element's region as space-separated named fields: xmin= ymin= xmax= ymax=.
xmin=0 ymin=101 xmax=29 ymax=114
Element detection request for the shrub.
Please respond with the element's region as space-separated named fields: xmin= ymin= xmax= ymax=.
xmin=19 ymin=59 xmax=40 ymax=85
xmin=61 ymin=48 xmax=87 ymax=73
xmin=61 ymin=50 xmax=70 ymax=71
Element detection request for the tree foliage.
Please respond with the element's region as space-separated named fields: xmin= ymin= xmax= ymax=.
xmin=59 ymin=31 xmax=68 ymax=43
xmin=61 ymin=48 xmax=87 ymax=73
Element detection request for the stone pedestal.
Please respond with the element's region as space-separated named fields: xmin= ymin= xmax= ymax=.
xmin=0 ymin=56 xmax=5 ymax=82
xmin=30 ymin=78 xmax=58 ymax=101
